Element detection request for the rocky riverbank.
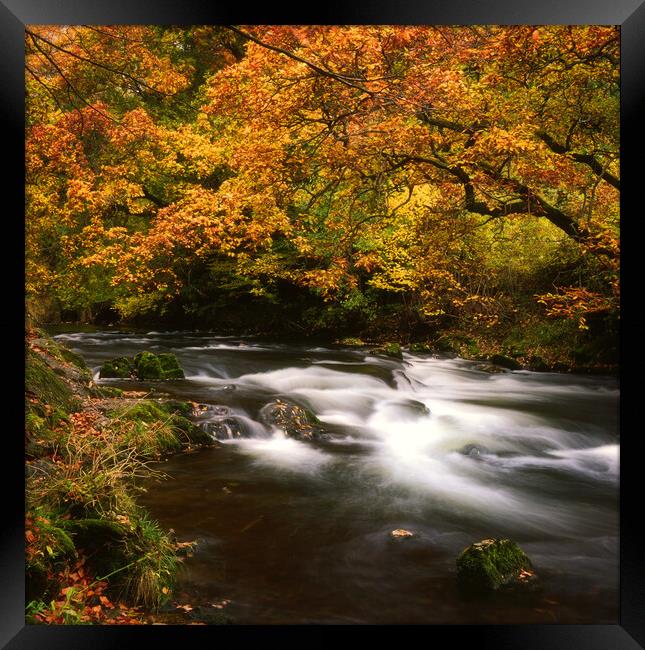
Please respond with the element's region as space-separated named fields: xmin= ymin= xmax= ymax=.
xmin=25 ymin=327 xmax=222 ymax=625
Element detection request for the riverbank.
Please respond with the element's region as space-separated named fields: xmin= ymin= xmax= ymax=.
xmin=24 ymin=326 xmax=221 ymax=625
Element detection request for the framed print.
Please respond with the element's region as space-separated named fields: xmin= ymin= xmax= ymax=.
xmin=4 ymin=0 xmax=643 ymax=647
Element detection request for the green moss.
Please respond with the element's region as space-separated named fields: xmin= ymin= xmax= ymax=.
xmin=100 ymin=357 xmax=134 ymax=379
xmin=112 ymin=400 xmax=169 ymax=423
xmin=108 ymin=400 xmax=208 ymax=455
xmin=133 ymin=351 xmax=164 ymax=380
xmin=456 ymin=538 xmax=533 ymax=593
xmin=372 ymin=342 xmax=403 ymax=359
xmin=26 ymin=349 xmax=79 ymax=414
xmin=157 ymin=353 xmax=185 ymax=379
xmin=97 ymin=386 xmax=125 ymax=398
xmin=161 ymin=400 xmax=193 ymax=417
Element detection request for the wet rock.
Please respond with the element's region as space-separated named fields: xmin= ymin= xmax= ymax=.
xmin=476 ymin=363 xmax=507 ymax=374
xmin=205 ymin=417 xmax=246 ymax=440
xmin=100 ymin=351 xmax=186 ymax=380
xmin=387 ymin=399 xmax=431 ymax=419
xmin=134 ymin=351 xmax=185 ymax=380
xmin=456 ymin=538 xmax=538 ymax=594
xmin=99 ymin=356 xmax=134 ymax=379
xmin=157 ymin=353 xmax=185 ymax=379
xmin=259 ymin=399 xmax=320 ymax=440
xmin=489 ymin=354 xmax=522 ymax=371
xmin=459 ymin=444 xmax=489 ymax=459
xmin=527 ymin=355 xmax=549 ymax=372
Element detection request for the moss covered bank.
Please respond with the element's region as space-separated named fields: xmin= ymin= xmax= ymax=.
xmin=25 ymin=328 xmax=217 ymax=625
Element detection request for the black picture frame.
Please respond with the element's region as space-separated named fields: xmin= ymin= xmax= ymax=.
xmin=4 ymin=1 xmax=643 ymax=647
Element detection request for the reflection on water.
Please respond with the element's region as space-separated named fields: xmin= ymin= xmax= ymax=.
xmin=55 ymin=330 xmax=619 ymax=624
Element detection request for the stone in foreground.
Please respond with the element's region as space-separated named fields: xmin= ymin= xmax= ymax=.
xmin=456 ymin=538 xmax=538 ymax=594
xmin=391 ymin=529 xmax=414 ymax=538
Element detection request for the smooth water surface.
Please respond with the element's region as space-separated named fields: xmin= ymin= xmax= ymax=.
xmin=55 ymin=330 xmax=619 ymax=624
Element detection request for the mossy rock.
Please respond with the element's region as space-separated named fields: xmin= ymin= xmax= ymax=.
xmin=489 ymin=354 xmax=522 ymax=371
xmin=133 ymin=351 xmax=185 ymax=380
xmin=112 ymin=400 xmax=170 ymax=423
xmin=171 ymin=413 xmax=212 ymax=445
xmin=109 ymin=400 xmax=211 ymax=449
xmin=371 ymin=342 xmax=403 ymax=359
xmin=162 ymin=400 xmax=193 ymax=417
xmin=456 ymin=538 xmax=537 ymax=594
xmin=157 ymin=353 xmax=185 ymax=379
xmin=26 ymin=349 xmax=79 ymax=414
xmin=31 ymin=338 xmax=88 ymax=372
xmin=100 ymin=356 xmax=134 ymax=379
xmin=133 ymin=351 xmax=164 ymax=380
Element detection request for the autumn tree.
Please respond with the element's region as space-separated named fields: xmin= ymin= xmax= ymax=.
xmin=25 ymin=25 xmax=619 ymax=349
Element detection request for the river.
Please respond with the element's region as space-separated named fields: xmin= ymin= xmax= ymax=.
xmin=53 ymin=329 xmax=619 ymax=624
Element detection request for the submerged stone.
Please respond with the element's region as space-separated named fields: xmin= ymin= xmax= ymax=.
xmin=456 ymin=538 xmax=538 ymax=594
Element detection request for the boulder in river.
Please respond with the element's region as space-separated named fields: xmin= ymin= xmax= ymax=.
xmin=99 ymin=351 xmax=185 ymax=380
xmin=99 ymin=356 xmax=134 ymax=379
xmin=259 ymin=399 xmax=320 ymax=440
xmin=459 ymin=444 xmax=489 ymax=459
xmin=456 ymin=538 xmax=538 ymax=594
xmin=205 ymin=417 xmax=246 ymax=440
xmin=134 ymin=351 xmax=185 ymax=380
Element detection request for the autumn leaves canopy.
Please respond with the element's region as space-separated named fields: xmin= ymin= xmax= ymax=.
xmin=26 ymin=25 xmax=619 ymax=329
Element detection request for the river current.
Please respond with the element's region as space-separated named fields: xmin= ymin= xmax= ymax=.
xmin=54 ymin=330 xmax=619 ymax=624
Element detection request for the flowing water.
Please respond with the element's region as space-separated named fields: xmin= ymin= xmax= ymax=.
xmin=54 ymin=330 xmax=619 ymax=624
